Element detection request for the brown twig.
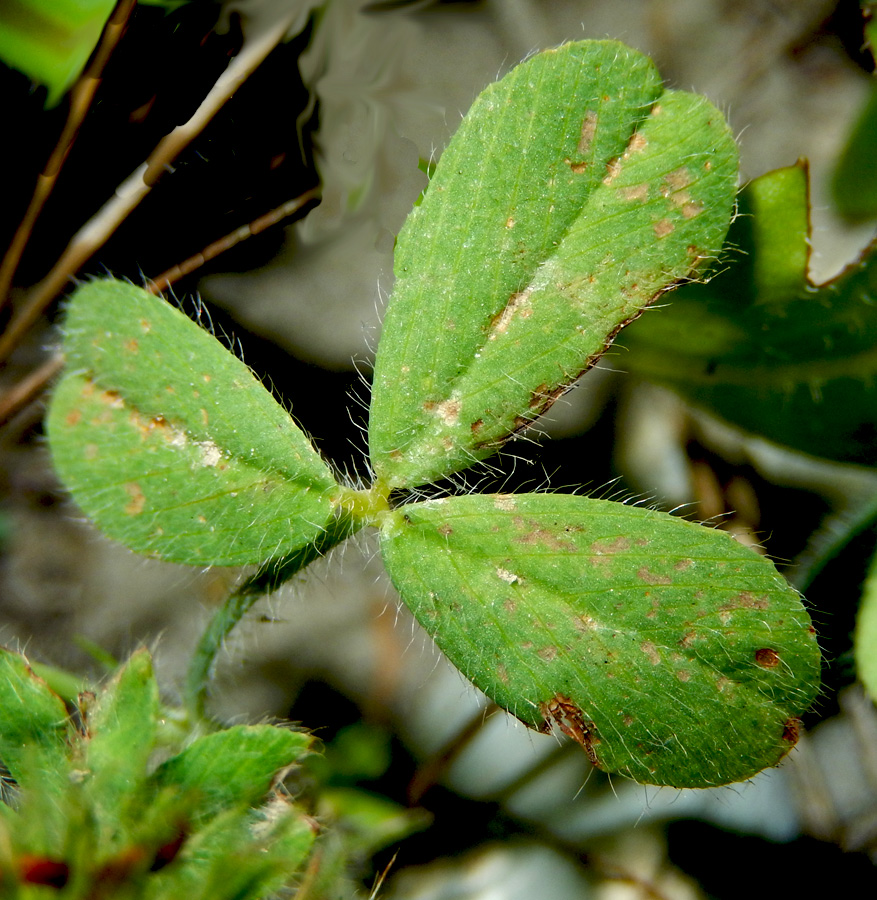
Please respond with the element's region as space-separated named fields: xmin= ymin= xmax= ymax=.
xmin=145 ymin=186 xmax=320 ymax=295
xmin=0 ymin=186 xmax=320 ymax=423
xmin=0 ymin=0 xmax=137 ymax=310
xmin=0 ymin=354 xmax=64 ymax=427
xmin=0 ymin=8 xmax=302 ymax=368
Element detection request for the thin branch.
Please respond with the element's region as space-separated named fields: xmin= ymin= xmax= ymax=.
xmin=146 ymin=186 xmax=320 ymax=295
xmin=0 ymin=0 xmax=137 ymax=309
xmin=0 ymin=354 xmax=64 ymax=426
xmin=0 ymin=9 xmax=302 ymax=367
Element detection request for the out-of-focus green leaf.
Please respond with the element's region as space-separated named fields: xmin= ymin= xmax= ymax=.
xmin=83 ymin=649 xmax=159 ymax=824
xmin=0 ymin=647 xmax=70 ymax=791
xmin=369 ymin=40 xmax=737 ymax=490
xmin=855 ymin=546 xmax=877 ymax=701
xmin=381 ymin=493 xmax=820 ymax=787
xmin=320 ymin=788 xmax=431 ymax=858
xmin=152 ymin=725 xmax=311 ymax=822
xmin=623 ymin=162 xmax=877 ymax=466
xmin=833 ymin=82 xmax=877 ymax=222
xmin=47 ymin=280 xmax=341 ymax=566
xmin=0 ymin=0 xmax=117 ymax=106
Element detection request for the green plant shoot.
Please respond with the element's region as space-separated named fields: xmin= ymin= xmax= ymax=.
xmin=46 ymin=40 xmax=821 ymax=788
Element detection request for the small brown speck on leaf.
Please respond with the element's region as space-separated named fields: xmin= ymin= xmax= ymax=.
xmin=755 ymin=648 xmax=780 ymax=668
xmin=124 ymin=483 xmax=146 ymax=515
xmin=654 ymin=219 xmax=674 ymax=238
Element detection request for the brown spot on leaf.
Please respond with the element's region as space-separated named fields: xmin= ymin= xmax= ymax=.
xmin=124 ymin=338 xmax=139 ymax=353
xmin=674 ymin=558 xmax=693 ymax=571
xmin=435 ymin=399 xmax=461 ymax=426
xmin=497 ymin=665 xmax=510 ymax=685
xmin=577 ymin=111 xmax=598 ymax=155
xmin=621 ymin=184 xmax=649 ymax=203
xmin=602 ymin=158 xmax=622 ymax=184
xmin=782 ymin=717 xmax=801 ymax=746
xmin=65 ymin=409 xmax=82 ymax=426
xmin=662 ymin=167 xmax=692 ymax=193
xmin=470 ymin=418 xmax=483 ymax=434
xmin=682 ymin=201 xmax=703 ymax=219
xmin=679 ymin=630 xmax=696 ymax=647
xmin=139 ymin=318 xmax=152 ymax=333
xmin=438 ymin=524 xmax=453 ymax=537
xmin=640 ymin=641 xmax=661 ymax=665
xmin=590 ymin=537 xmax=631 ymax=555
xmin=488 ymin=288 xmax=533 ymax=340
xmin=565 ymin=159 xmax=588 ymax=174
xmin=514 ymin=519 xmax=576 ymax=552
xmin=724 ymin=591 xmax=770 ymax=611
xmin=654 ymin=219 xmax=674 ymax=238
xmin=505 ymin=217 xmax=515 ymax=229
xmin=124 ymin=483 xmax=146 ymax=515
xmin=494 ymin=495 xmax=516 ymax=511
xmin=676 ymin=670 xmax=691 ymax=682
xmin=637 ymin=567 xmax=672 ymax=585
xmin=496 ymin=567 xmax=520 ymax=584
xmin=574 ymin=614 xmax=597 ymax=632
xmin=539 ymin=694 xmax=601 ymax=767
xmin=755 ymin=648 xmax=780 ymax=668
xmin=537 ymin=646 xmax=558 ymax=662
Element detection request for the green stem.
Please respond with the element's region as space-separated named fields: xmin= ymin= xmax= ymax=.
xmin=185 ymin=511 xmax=363 ymax=722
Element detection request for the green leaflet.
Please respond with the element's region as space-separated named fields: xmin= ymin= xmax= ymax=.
xmin=623 ymin=162 xmax=877 ymax=467
xmin=153 ymin=726 xmax=311 ymax=823
xmin=855 ymin=547 xmax=877 ymax=702
xmin=82 ymin=649 xmax=159 ymax=827
xmin=0 ymin=648 xmax=70 ymax=791
xmin=0 ymin=0 xmax=117 ymax=106
xmin=369 ymin=40 xmax=738 ymax=490
xmin=47 ymin=280 xmax=340 ymax=566
xmin=380 ymin=493 xmax=820 ymax=788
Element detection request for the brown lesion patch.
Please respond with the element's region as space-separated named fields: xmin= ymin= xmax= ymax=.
xmin=723 ymin=591 xmax=770 ymax=611
xmin=488 ymin=288 xmax=533 ymax=340
xmin=573 ymin=614 xmax=597 ymax=632
xmin=65 ymin=409 xmax=82 ymax=426
xmin=781 ymin=717 xmax=801 ymax=748
xmin=124 ymin=338 xmax=139 ymax=354
xmin=754 ymin=648 xmax=780 ymax=668
xmin=662 ymin=168 xmax=692 ymax=194
xmin=564 ymin=159 xmax=588 ymax=174
xmin=654 ymin=219 xmax=674 ymax=238
xmin=640 ymin=641 xmax=661 ymax=665
xmin=602 ymin=158 xmax=622 ymax=185
xmin=538 ymin=694 xmax=601 ymax=767
xmin=590 ymin=537 xmax=631 ymax=554
xmin=514 ymin=519 xmax=576 ymax=552
xmin=537 ymin=646 xmax=558 ymax=662
xmin=124 ymin=482 xmax=146 ymax=516
xmin=435 ymin=399 xmax=461 ymax=426
xmin=637 ymin=567 xmax=672 ymax=585
xmin=621 ymin=184 xmax=649 ymax=203
xmin=577 ymin=111 xmax=598 ymax=155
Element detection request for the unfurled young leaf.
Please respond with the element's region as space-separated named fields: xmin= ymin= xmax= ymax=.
xmin=47 ymin=280 xmax=341 ymax=565
xmin=369 ymin=40 xmax=738 ymax=490
xmin=381 ymin=494 xmax=820 ymax=787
